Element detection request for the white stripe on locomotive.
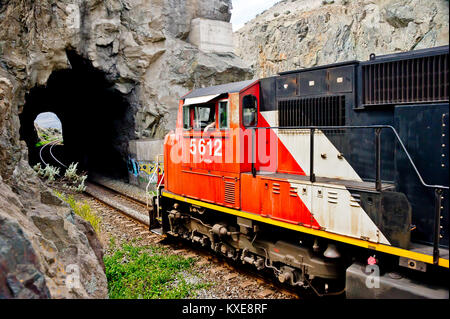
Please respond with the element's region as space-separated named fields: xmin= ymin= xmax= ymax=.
xmin=261 ymin=110 xmax=391 ymax=245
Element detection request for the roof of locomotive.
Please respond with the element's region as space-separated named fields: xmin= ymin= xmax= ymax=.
xmin=181 ymin=79 xmax=257 ymax=100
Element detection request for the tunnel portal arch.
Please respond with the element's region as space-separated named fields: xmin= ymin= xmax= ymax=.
xmin=19 ymin=51 xmax=135 ymax=179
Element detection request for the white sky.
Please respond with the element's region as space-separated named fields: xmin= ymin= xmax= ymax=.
xmin=231 ymin=0 xmax=281 ymax=31
xmin=35 ymin=112 xmax=62 ymax=130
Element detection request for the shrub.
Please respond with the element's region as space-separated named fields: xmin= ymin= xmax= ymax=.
xmin=34 ymin=162 xmax=86 ymax=192
xmin=63 ymin=162 xmax=87 ymax=192
xmin=55 ymin=191 xmax=102 ymax=233
xmin=64 ymin=162 xmax=79 ymax=180
xmin=33 ymin=163 xmax=60 ymax=182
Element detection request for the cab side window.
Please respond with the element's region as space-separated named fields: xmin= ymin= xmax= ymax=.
xmin=183 ymin=106 xmax=191 ymax=129
xmin=218 ymin=100 xmax=229 ymax=129
xmin=242 ymin=95 xmax=258 ymax=127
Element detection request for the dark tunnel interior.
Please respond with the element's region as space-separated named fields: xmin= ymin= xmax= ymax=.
xmin=19 ymin=51 xmax=135 ymax=180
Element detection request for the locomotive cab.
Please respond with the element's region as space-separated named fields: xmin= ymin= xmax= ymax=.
xmin=163 ymin=79 xmax=263 ymax=210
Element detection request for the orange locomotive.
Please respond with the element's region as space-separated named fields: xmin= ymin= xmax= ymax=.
xmin=152 ymin=46 xmax=449 ymax=298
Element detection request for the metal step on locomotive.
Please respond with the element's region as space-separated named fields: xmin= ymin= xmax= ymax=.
xmin=149 ymin=46 xmax=449 ymax=298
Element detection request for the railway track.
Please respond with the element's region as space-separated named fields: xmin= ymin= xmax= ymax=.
xmin=38 ymin=138 xmax=67 ymax=169
xmin=37 ymin=141 xmax=331 ymax=298
xmin=84 ymin=181 xmax=305 ymax=299
xmin=35 ymin=145 xmax=301 ymax=298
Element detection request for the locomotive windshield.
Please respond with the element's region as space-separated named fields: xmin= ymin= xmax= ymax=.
xmin=183 ymin=103 xmax=216 ymax=130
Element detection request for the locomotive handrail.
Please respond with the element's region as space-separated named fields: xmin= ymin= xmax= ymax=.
xmin=146 ymin=154 xmax=164 ymax=209
xmin=250 ymin=125 xmax=449 ymax=190
xmin=250 ymin=124 xmax=448 ymax=264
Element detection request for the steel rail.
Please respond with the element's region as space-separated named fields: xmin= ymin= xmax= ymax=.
xmin=49 ymin=138 xmax=67 ymax=168
xmin=39 ymin=140 xmax=51 ymax=166
xmin=85 ymin=182 xmax=150 ymax=226
xmin=39 ymin=139 xmax=65 ymax=168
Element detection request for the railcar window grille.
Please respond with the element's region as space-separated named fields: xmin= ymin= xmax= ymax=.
xmin=278 ymin=96 xmax=346 ymax=127
xmin=362 ymin=53 xmax=449 ymax=105
xmin=224 ymin=180 xmax=236 ymax=205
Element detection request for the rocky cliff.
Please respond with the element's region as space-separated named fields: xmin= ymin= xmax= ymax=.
xmin=0 ymin=0 xmax=251 ymax=139
xmin=234 ymin=0 xmax=449 ymax=78
xmin=1 ymin=73 xmax=107 ymax=298
xmin=0 ymin=0 xmax=251 ymax=298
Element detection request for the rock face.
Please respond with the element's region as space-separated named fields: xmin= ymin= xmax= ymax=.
xmin=234 ymin=0 xmax=449 ymax=78
xmin=0 ymin=178 xmax=108 ymax=298
xmin=0 ymin=0 xmax=251 ymax=140
xmin=1 ymin=0 xmax=252 ymax=180
xmin=2 ymin=71 xmax=106 ymax=299
xmin=0 ymin=0 xmax=251 ymax=298
xmin=1 ymin=72 xmax=107 ymax=298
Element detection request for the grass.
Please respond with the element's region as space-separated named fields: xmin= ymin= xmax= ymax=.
xmin=104 ymin=238 xmax=210 ymax=299
xmin=35 ymin=137 xmax=62 ymax=147
xmin=54 ymin=191 xmax=102 ymax=233
xmin=53 ymin=191 xmax=210 ymax=299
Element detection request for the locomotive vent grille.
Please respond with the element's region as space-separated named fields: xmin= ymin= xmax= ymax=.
xmin=224 ymin=181 xmax=236 ymax=205
xmin=278 ymin=96 xmax=346 ymax=127
xmin=362 ymin=53 xmax=449 ymax=105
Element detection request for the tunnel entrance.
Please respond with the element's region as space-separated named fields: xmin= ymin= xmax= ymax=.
xmin=32 ymin=112 xmax=65 ymax=168
xmin=19 ymin=51 xmax=135 ymax=180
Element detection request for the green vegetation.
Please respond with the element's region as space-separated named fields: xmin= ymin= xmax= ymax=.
xmin=34 ymin=124 xmax=63 ymax=147
xmin=62 ymin=163 xmax=87 ymax=192
xmin=33 ymin=163 xmax=60 ymax=182
xmin=33 ymin=162 xmax=87 ymax=192
xmin=55 ymin=191 xmax=102 ymax=233
xmin=35 ymin=138 xmax=60 ymax=147
xmin=104 ymin=238 xmax=210 ymax=299
xmin=147 ymin=190 xmax=157 ymax=197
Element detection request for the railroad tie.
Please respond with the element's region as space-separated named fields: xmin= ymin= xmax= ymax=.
xmin=257 ymin=289 xmax=275 ymax=298
xmin=239 ymin=280 xmax=255 ymax=289
xmin=223 ymin=273 xmax=238 ymax=281
xmin=195 ymin=259 xmax=209 ymax=266
xmin=210 ymin=266 xmax=225 ymax=274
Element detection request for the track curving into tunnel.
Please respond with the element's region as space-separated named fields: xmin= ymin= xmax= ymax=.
xmin=19 ymin=51 xmax=136 ymax=180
